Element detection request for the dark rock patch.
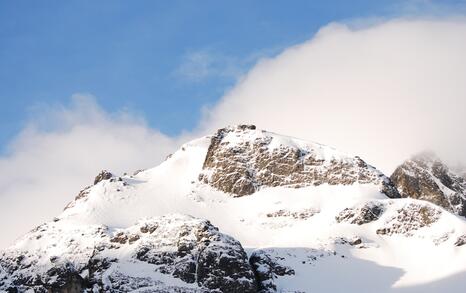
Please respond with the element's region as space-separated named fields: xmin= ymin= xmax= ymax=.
xmin=376 ymin=203 xmax=441 ymax=236
xmin=336 ymin=202 xmax=385 ymax=225
xmin=391 ymin=152 xmax=466 ymax=217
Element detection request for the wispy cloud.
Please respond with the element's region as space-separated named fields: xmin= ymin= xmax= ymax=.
xmin=174 ymin=48 xmax=281 ymax=83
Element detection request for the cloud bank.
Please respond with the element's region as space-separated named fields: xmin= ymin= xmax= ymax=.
xmin=200 ymin=18 xmax=466 ymax=173
xmin=2 ymin=18 xmax=466 ymax=248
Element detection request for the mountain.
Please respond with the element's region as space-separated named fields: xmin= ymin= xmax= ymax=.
xmin=2 ymin=125 xmax=466 ymax=292
xmin=391 ymin=152 xmax=466 ymax=217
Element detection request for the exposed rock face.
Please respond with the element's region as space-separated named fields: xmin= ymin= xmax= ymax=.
xmin=455 ymin=235 xmax=466 ymax=247
xmin=376 ymin=202 xmax=441 ymax=236
xmin=199 ymin=125 xmax=400 ymax=198
xmin=266 ymin=208 xmax=318 ymax=220
xmin=94 ymin=170 xmax=113 ymax=185
xmin=336 ymin=201 xmax=385 ymax=225
xmin=391 ymin=152 xmax=466 ymax=217
xmin=0 ymin=215 xmax=257 ymax=293
xmin=249 ymin=250 xmax=296 ymax=293
xmin=337 ymin=200 xmax=443 ymax=238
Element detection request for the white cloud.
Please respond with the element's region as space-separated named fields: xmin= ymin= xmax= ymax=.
xmin=0 ymin=95 xmax=187 ymax=248
xmin=200 ymin=18 xmax=466 ymax=174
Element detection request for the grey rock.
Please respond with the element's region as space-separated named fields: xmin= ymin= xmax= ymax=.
xmin=0 ymin=215 xmax=257 ymax=293
xmin=391 ymin=152 xmax=466 ymax=217
xmin=336 ymin=201 xmax=385 ymax=225
xmin=199 ymin=125 xmax=400 ymax=198
xmin=376 ymin=202 xmax=441 ymax=236
xmin=94 ymin=170 xmax=113 ymax=185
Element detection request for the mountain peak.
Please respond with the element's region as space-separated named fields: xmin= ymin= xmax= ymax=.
xmin=391 ymin=152 xmax=466 ymax=216
xmin=199 ymin=125 xmax=400 ymax=198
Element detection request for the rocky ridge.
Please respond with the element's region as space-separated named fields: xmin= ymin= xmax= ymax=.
xmin=0 ymin=215 xmax=257 ymax=293
xmin=199 ymin=125 xmax=400 ymax=198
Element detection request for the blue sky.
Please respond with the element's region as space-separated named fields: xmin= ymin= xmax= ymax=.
xmin=0 ymin=0 xmax=463 ymax=149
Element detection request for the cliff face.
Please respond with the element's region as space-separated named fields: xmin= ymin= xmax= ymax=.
xmin=199 ymin=125 xmax=399 ymax=198
xmin=391 ymin=152 xmax=466 ymax=217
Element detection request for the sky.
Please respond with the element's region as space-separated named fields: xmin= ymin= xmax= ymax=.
xmin=1 ymin=1 xmax=466 ymax=248
xmin=0 ymin=0 xmax=435 ymax=147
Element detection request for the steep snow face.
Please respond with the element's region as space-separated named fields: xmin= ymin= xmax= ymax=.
xmin=0 ymin=214 xmax=257 ymax=292
xmin=391 ymin=152 xmax=466 ymax=217
xmin=3 ymin=126 xmax=466 ymax=292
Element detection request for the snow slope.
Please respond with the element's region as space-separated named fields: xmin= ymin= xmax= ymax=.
xmin=2 ymin=125 xmax=466 ymax=292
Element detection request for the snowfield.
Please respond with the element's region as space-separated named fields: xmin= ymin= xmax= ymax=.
xmin=2 ymin=125 xmax=466 ymax=292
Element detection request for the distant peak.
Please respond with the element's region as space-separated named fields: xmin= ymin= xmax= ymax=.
xmin=391 ymin=151 xmax=466 ymax=217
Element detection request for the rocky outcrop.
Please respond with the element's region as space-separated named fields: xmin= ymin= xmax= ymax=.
xmin=94 ymin=170 xmax=114 ymax=185
xmin=249 ymin=250 xmax=296 ymax=293
xmin=336 ymin=201 xmax=385 ymax=225
xmin=64 ymin=170 xmax=128 ymax=210
xmin=0 ymin=215 xmax=257 ymax=293
xmin=199 ymin=125 xmax=400 ymax=198
xmin=376 ymin=202 xmax=441 ymax=237
xmin=391 ymin=152 xmax=466 ymax=217
xmin=454 ymin=235 xmax=466 ymax=247
xmin=337 ymin=200 xmax=443 ymax=238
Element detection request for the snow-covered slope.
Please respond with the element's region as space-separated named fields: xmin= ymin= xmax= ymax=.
xmin=2 ymin=125 xmax=466 ymax=292
xmin=0 ymin=215 xmax=256 ymax=292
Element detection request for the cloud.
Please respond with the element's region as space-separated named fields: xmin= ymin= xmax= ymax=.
xmin=174 ymin=48 xmax=281 ymax=83
xmin=200 ymin=18 xmax=466 ymax=174
xmin=0 ymin=95 xmax=186 ymax=248
xmin=174 ymin=50 xmax=240 ymax=82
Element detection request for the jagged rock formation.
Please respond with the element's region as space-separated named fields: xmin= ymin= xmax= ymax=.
xmin=199 ymin=125 xmax=400 ymax=198
xmin=391 ymin=152 xmax=466 ymax=217
xmin=249 ymin=250 xmax=295 ymax=292
xmin=0 ymin=215 xmax=257 ymax=293
xmin=93 ymin=170 xmax=114 ymax=185
xmin=336 ymin=201 xmax=385 ymax=225
xmin=337 ymin=200 xmax=444 ymax=238
xmin=375 ymin=202 xmax=441 ymax=237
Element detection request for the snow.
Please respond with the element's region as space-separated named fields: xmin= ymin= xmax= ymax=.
xmin=3 ymin=126 xmax=466 ymax=292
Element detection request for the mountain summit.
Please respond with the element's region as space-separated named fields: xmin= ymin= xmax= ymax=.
xmin=199 ymin=125 xmax=399 ymax=198
xmin=2 ymin=125 xmax=466 ymax=292
xmin=391 ymin=152 xmax=466 ymax=217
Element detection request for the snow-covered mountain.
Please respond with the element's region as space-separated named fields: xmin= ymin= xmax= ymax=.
xmin=2 ymin=125 xmax=466 ymax=292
